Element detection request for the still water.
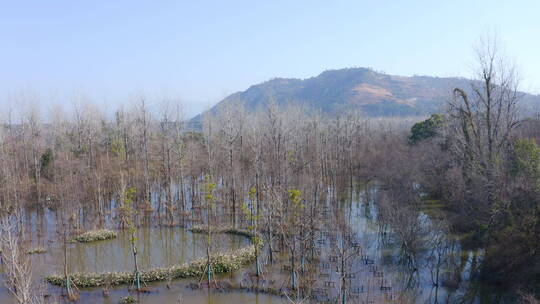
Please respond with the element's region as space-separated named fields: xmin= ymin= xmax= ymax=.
xmin=0 ymin=224 xmax=285 ymax=304
xmin=0 ymin=190 xmax=510 ymax=304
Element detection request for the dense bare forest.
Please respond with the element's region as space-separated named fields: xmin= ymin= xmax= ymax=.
xmin=0 ymin=43 xmax=539 ymax=304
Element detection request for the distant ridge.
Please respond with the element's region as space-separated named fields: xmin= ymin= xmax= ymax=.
xmin=190 ymin=67 xmax=540 ymax=126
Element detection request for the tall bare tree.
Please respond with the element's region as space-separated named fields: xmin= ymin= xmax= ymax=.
xmin=449 ymin=34 xmax=521 ymax=208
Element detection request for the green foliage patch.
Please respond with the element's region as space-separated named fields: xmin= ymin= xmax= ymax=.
xmin=408 ymin=114 xmax=444 ymax=145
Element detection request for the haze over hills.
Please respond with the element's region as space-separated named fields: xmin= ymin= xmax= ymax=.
xmin=190 ymin=67 xmax=540 ymax=125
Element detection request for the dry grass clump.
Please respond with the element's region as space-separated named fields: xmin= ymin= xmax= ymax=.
xmin=45 ymin=244 xmax=257 ymax=288
xmin=25 ymin=247 xmax=47 ymax=254
xmin=72 ymin=229 xmax=117 ymax=243
xmin=120 ymin=295 xmax=137 ymax=303
xmin=189 ymin=225 xmax=255 ymax=238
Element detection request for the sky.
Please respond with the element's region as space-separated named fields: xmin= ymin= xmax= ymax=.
xmin=1 ymin=0 xmax=539 ymax=118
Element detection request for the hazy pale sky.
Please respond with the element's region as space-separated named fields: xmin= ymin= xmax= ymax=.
xmin=1 ymin=0 xmax=539 ymax=117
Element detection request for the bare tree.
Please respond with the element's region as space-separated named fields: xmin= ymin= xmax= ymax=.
xmin=216 ymin=101 xmax=245 ymax=227
xmin=449 ymin=34 xmax=521 ymax=208
xmin=0 ymin=212 xmax=44 ymax=304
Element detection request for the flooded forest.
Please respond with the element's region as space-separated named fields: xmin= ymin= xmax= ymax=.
xmin=0 ymin=46 xmax=539 ymax=304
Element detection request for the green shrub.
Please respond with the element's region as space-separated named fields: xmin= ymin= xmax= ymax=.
xmin=408 ymin=114 xmax=444 ymax=145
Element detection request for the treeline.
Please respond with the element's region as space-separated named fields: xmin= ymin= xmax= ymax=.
xmin=0 ymin=99 xmax=400 ymax=225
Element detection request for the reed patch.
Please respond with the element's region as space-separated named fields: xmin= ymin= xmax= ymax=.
xmin=72 ymin=229 xmax=117 ymax=243
xmin=25 ymin=247 xmax=46 ymax=254
xmin=45 ymin=244 xmax=257 ymax=288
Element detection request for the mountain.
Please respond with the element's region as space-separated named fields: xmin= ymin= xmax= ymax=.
xmin=190 ymin=67 xmax=540 ymax=125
